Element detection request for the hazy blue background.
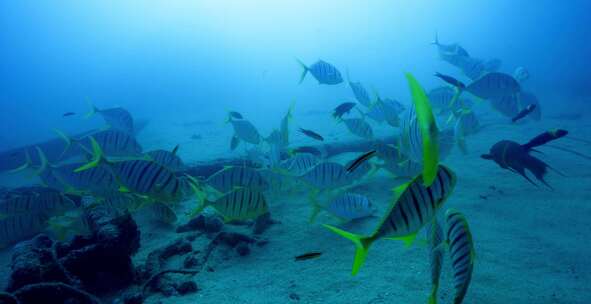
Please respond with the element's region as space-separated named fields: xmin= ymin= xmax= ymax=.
xmin=1 ymin=0 xmax=590 ymax=150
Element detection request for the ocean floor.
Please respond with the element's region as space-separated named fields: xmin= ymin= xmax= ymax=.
xmin=1 ymin=106 xmax=591 ymax=304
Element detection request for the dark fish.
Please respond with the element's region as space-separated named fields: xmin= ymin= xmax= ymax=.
xmin=294 ymin=252 xmax=322 ymax=261
xmin=346 ymin=150 xmax=376 ymax=173
xmin=434 ymin=72 xmax=466 ymax=90
xmin=445 ymin=209 xmax=475 ymax=304
xmin=481 ymin=129 xmax=568 ymax=188
xmin=228 ymin=111 xmax=243 ymax=120
xmin=298 ymin=128 xmax=324 ymax=141
xmin=63 ymin=112 xmax=75 ymax=117
xmin=333 ymin=102 xmax=356 ymax=119
xmin=511 ymin=104 xmax=537 ymax=123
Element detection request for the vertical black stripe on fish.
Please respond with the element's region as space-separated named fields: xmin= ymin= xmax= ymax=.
xmin=135 ymin=162 xmax=154 ymax=191
xmin=452 ymin=251 xmax=470 ymax=269
xmin=125 ymin=160 xmax=142 ymax=184
xmin=146 ymin=164 xmax=166 ymax=193
xmin=399 ymin=197 xmax=410 ymax=230
xmin=407 ymin=185 xmax=423 ymax=223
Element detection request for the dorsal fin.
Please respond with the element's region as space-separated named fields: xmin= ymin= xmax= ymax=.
xmin=171 ymin=144 xmax=180 ymax=156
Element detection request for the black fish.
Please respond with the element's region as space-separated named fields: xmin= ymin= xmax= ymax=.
xmin=511 ymin=104 xmax=536 ymax=123
xmin=481 ymin=129 xmax=568 ymax=188
xmin=333 ymin=102 xmax=356 ymax=119
xmin=434 ymin=72 xmax=466 ymax=90
xmin=298 ymin=128 xmax=324 ymax=141
xmin=62 ymin=112 xmax=75 ymax=117
xmin=294 ymin=252 xmax=322 ymax=261
xmin=346 ymin=150 xmax=376 ymax=173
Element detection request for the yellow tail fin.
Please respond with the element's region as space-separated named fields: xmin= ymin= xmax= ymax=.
xmin=74 ymin=136 xmax=104 ymax=172
xmin=405 ymin=73 xmax=439 ymax=187
xmin=323 ymin=224 xmax=374 ymax=275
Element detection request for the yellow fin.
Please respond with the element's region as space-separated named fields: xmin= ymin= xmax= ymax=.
xmin=405 ymin=73 xmax=439 ymax=186
xmin=385 ymin=232 xmax=417 ymax=247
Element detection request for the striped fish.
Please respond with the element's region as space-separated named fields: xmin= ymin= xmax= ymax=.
xmin=400 ymin=110 xmax=424 ymax=163
xmin=465 ymin=72 xmax=520 ymax=99
xmin=83 ymin=194 xmax=143 ymax=212
xmin=375 ymin=142 xmax=405 ymax=165
xmin=349 ymin=81 xmax=372 ymax=107
xmin=148 ymin=202 xmax=177 ymax=224
xmin=426 ymin=218 xmax=445 ymax=304
xmin=196 ymin=187 xmax=268 ymax=222
xmin=280 ymin=153 xmax=319 ymax=176
xmin=58 ymin=129 xmax=143 ymax=158
xmin=323 ymin=165 xmax=456 ymax=275
xmin=445 ymin=209 xmax=475 ymax=304
xmin=343 ymin=118 xmax=373 ymax=139
xmin=0 ymin=213 xmax=50 ymax=248
xmin=230 ymin=119 xmax=261 ymax=145
xmin=0 ymin=192 xmax=76 ymax=217
xmin=206 ymin=166 xmax=269 ymax=194
xmin=51 ymin=163 xmax=120 ymax=196
xmin=108 ymin=159 xmax=184 ymax=201
xmin=300 ymin=162 xmax=351 ymax=190
xmin=147 ymin=146 xmax=185 ymax=172
xmin=87 ymin=103 xmax=134 ymax=134
xmin=327 ymin=193 xmax=374 ymax=221
xmin=298 ymin=59 xmax=343 ymax=85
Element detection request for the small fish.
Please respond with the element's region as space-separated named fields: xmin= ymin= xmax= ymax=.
xmin=478 ymin=194 xmax=488 ymax=200
xmin=324 ymin=165 xmax=456 ymax=275
xmin=333 ymin=102 xmax=356 ymax=119
xmin=63 ymin=112 xmax=75 ymax=117
xmin=445 ymin=209 xmax=475 ymax=304
xmin=298 ymin=128 xmax=324 ymax=141
xmin=434 ymin=72 xmax=466 ymax=90
xmin=346 ymin=150 xmax=376 ymax=173
xmin=191 ymin=134 xmax=203 ymax=140
xmin=294 ymin=252 xmax=322 ymax=261
xmin=511 ymin=104 xmax=537 ymax=123
xmin=193 ymin=187 xmax=269 ymax=222
xmin=297 ymin=59 xmax=343 ymax=85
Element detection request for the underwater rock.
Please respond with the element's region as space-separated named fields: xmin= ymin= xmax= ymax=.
xmin=139 ymin=238 xmax=193 ymax=280
xmin=0 ymin=292 xmax=19 ymax=304
xmin=7 ymin=234 xmax=78 ymax=292
xmin=5 ymin=206 xmax=140 ymax=297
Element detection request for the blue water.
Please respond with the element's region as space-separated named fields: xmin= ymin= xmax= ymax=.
xmin=1 ymin=1 xmax=591 ymax=303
